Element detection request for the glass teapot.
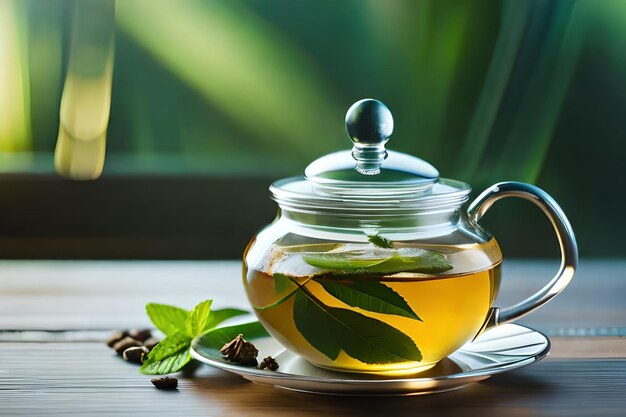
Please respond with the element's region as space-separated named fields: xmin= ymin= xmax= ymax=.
xmin=243 ymin=99 xmax=578 ymax=375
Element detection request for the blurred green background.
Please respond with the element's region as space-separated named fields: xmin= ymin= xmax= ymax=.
xmin=0 ymin=0 xmax=624 ymax=259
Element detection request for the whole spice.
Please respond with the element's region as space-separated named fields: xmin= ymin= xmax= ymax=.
xmin=123 ymin=346 xmax=149 ymax=364
xmin=106 ymin=330 xmax=128 ymax=348
xmin=220 ymin=334 xmax=259 ymax=366
xmin=151 ymin=377 xmax=178 ymax=390
xmin=143 ymin=337 xmax=160 ymax=351
xmin=128 ymin=328 xmax=152 ymax=343
xmin=112 ymin=336 xmax=142 ymax=355
xmin=259 ymin=356 xmax=279 ymax=371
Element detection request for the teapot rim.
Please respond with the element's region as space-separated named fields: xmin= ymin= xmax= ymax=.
xmin=270 ymin=176 xmax=472 ymax=215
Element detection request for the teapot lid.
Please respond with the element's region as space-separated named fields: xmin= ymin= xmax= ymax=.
xmin=305 ymin=99 xmax=439 ymax=197
xmin=271 ymin=99 xmax=470 ymax=212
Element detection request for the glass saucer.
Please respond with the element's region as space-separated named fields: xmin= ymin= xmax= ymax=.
xmin=190 ymin=323 xmax=549 ymax=396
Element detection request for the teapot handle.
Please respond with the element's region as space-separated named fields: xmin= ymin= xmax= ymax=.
xmin=467 ymin=182 xmax=578 ymax=330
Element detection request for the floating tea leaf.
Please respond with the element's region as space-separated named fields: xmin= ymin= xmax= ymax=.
xmin=301 ymin=252 xmax=388 ymax=271
xmin=302 ymin=245 xmax=453 ymax=274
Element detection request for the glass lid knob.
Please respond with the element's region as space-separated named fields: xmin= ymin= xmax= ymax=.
xmin=305 ymin=98 xmax=439 ymax=197
xmin=346 ymin=99 xmax=393 ymax=175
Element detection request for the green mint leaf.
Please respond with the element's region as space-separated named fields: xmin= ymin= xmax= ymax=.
xmin=274 ymin=273 xmax=296 ymax=294
xmin=253 ymin=273 xmax=301 ymax=311
xmin=198 ymin=321 xmax=270 ymax=348
xmin=302 ymin=247 xmax=453 ymax=274
xmin=302 ymin=253 xmax=388 ymax=271
xmin=253 ymin=287 xmax=300 ymax=311
xmin=146 ymin=303 xmax=189 ymax=336
xmin=367 ymin=234 xmax=394 ymax=249
xmin=204 ymin=308 xmax=249 ymax=330
xmin=140 ymin=332 xmax=192 ymax=375
xmin=192 ymin=321 xmax=270 ymax=360
xmin=319 ymin=280 xmax=421 ymax=321
xmin=293 ymin=291 xmax=422 ymax=364
xmin=141 ymin=349 xmax=191 ymax=375
xmin=185 ymin=300 xmax=213 ymax=336
xmin=142 ymin=332 xmax=190 ymax=362
xmin=375 ymin=251 xmax=453 ymax=274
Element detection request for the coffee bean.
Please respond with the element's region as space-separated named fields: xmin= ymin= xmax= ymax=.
xmin=105 ymin=331 xmax=128 ymax=348
xmin=127 ymin=328 xmax=152 ymax=343
xmin=143 ymin=337 xmax=160 ymax=351
xmin=112 ymin=336 xmax=142 ymax=355
xmin=123 ymin=346 xmax=149 ymax=364
xmin=151 ymin=377 xmax=178 ymax=390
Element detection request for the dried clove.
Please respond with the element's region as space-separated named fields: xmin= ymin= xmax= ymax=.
xmin=127 ymin=328 xmax=152 ymax=343
xmin=220 ymin=334 xmax=259 ymax=366
xmin=143 ymin=337 xmax=160 ymax=351
xmin=259 ymin=356 xmax=279 ymax=371
xmin=123 ymin=346 xmax=149 ymax=364
xmin=112 ymin=336 xmax=142 ymax=355
xmin=151 ymin=377 xmax=178 ymax=390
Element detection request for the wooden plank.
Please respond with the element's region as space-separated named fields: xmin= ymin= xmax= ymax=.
xmin=550 ymin=337 xmax=626 ymax=359
xmin=0 ymin=259 xmax=624 ymax=332
xmin=0 ymin=259 xmax=623 ymax=416
xmin=0 ymin=261 xmax=248 ymax=330
xmin=0 ymin=343 xmax=624 ymax=417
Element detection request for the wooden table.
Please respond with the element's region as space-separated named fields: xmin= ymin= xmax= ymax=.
xmin=1 ymin=260 xmax=625 ymax=416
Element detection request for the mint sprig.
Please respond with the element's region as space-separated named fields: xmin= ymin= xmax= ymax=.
xmin=140 ymin=301 xmax=256 ymax=375
xmin=185 ymin=300 xmax=213 ymax=336
xmin=140 ymin=331 xmax=192 ymax=375
xmin=146 ymin=303 xmax=189 ymax=336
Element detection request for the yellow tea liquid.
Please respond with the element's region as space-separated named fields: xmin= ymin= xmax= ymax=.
xmin=244 ymin=239 xmax=501 ymax=375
